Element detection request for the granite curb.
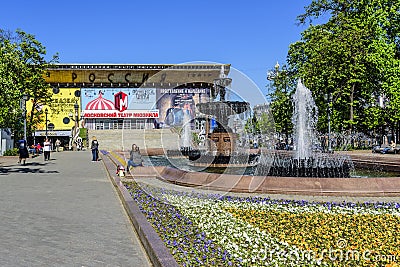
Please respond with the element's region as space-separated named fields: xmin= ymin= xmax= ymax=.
xmin=158 ymin=166 xmax=400 ymax=197
xmin=101 ymin=153 xmax=179 ymax=267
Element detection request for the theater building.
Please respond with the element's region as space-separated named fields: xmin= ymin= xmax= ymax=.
xmin=34 ymin=64 xmax=229 ymax=144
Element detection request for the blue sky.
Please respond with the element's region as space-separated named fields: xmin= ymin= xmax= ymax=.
xmin=1 ymin=0 xmax=311 ymax=105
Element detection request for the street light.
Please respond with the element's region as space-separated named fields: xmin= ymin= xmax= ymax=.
xmin=378 ymin=94 xmax=389 ymax=145
xmin=324 ymin=93 xmax=333 ymax=153
xmin=74 ymin=102 xmax=79 ymax=123
xmin=45 ymin=108 xmax=48 ymax=138
xmin=32 ymin=127 xmax=36 ymax=147
xmin=20 ymin=94 xmax=30 ymax=141
xmin=267 ymin=62 xmax=280 ymax=81
xmin=69 ymin=102 xmax=81 ymax=151
xmin=267 ymin=62 xmax=290 ymax=144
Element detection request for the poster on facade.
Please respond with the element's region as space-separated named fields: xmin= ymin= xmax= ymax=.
xmin=81 ymin=88 xmax=159 ymax=118
xmin=26 ymin=88 xmax=81 ymax=131
xmin=156 ymin=88 xmax=209 ymax=126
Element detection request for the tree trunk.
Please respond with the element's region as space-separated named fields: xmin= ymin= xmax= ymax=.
xmin=28 ymin=100 xmax=38 ymax=144
xmin=285 ymin=129 xmax=289 ymax=145
xmin=391 ymin=123 xmax=395 ymax=143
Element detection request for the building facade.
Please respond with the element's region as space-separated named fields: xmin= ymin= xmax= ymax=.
xmin=35 ymin=64 xmax=230 ymax=145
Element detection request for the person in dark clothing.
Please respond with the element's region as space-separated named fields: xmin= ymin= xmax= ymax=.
xmin=91 ymin=136 xmax=99 ymax=161
xmin=126 ymin=144 xmax=143 ymax=171
xmin=18 ymin=139 xmax=29 ymax=165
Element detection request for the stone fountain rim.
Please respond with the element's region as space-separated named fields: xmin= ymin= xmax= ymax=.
xmin=122 ymin=148 xmax=400 ymax=197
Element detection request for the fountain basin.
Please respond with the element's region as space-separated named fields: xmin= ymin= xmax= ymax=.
xmin=258 ymin=153 xmax=353 ymax=178
xmin=188 ymin=153 xmax=259 ymax=168
xmin=126 ymin=165 xmax=400 ymax=196
xmin=110 ymin=150 xmax=400 ymax=196
xmin=165 ymin=149 xmax=259 ymax=168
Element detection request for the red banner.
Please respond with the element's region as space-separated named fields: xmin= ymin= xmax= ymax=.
xmin=83 ymin=110 xmax=159 ymax=119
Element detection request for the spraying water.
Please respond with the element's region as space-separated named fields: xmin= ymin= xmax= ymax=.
xmin=255 ymin=79 xmax=353 ymax=178
xmin=292 ymin=79 xmax=318 ymax=160
xmin=181 ymin=110 xmax=192 ymax=148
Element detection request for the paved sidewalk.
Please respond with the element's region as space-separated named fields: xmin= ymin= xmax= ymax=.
xmin=0 ymin=152 xmax=151 ymax=266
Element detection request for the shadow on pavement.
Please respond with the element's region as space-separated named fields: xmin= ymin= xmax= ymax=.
xmin=0 ymin=162 xmax=59 ymax=175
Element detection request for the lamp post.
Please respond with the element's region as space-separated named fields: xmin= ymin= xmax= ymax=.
xmin=324 ymin=93 xmax=332 ymax=153
xmin=21 ymin=94 xmax=29 ymax=141
xmin=267 ymin=62 xmax=280 ymax=81
xmin=73 ymin=102 xmax=80 ymax=142
xmin=69 ymin=102 xmax=81 ymax=151
xmin=267 ymin=62 xmax=290 ymax=144
xmin=379 ymin=94 xmax=389 ymax=145
xmin=33 ymin=127 xmax=36 ymax=147
xmin=74 ymin=102 xmax=79 ymax=127
xmin=45 ymin=108 xmax=48 ymax=138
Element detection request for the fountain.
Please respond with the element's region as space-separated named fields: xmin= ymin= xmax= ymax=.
xmin=130 ymin=65 xmax=399 ymax=195
xmin=255 ymin=79 xmax=353 ymax=178
xmin=292 ymin=79 xmax=317 ymax=160
xmin=179 ymin=109 xmax=193 ymax=156
xmin=187 ymin=66 xmax=256 ymax=167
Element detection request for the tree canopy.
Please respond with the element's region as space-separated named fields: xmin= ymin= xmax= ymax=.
xmin=269 ymin=0 xmax=400 ymax=143
xmin=0 ymin=29 xmax=58 ymax=139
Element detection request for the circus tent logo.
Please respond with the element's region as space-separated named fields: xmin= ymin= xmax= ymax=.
xmin=85 ymin=90 xmax=115 ymax=110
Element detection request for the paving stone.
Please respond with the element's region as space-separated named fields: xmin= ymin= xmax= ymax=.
xmin=0 ymin=152 xmax=151 ymax=267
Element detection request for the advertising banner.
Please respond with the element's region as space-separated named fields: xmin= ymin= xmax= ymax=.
xmin=26 ymin=88 xmax=80 ymax=131
xmin=83 ymin=110 xmax=159 ymax=118
xmin=81 ymin=88 xmax=158 ymax=119
xmin=156 ymin=88 xmax=208 ymax=126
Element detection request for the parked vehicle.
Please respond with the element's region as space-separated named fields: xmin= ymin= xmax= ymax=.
xmin=372 ymin=145 xmax=400 ymax=154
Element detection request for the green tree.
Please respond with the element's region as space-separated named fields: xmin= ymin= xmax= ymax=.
xmin=257 ymin=111 xmax=275 ymax=135
xmin=244 ymin=113 xmax=259 ymax=134
xmin=0 ymin=29 xmax=58 ymax=139
xmin=0 ymin=30 xmax=25 ymax=130
xmin=267 ymin=64 xmax=296 ymax=143
xmin=288 ymin=0 xmax=400 ymax=138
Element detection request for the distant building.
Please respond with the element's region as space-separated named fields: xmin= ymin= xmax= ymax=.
xmin=43 ymin=64 xmax=228 ymax=129
xmin=29 ymin=63 xmax=230 ymax=145
xmin=0 ymin=129 xmax=13 ymax=155
xmin=253 ymin=103 xmax=270 ymax=117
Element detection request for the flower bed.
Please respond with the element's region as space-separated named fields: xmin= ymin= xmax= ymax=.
xmin=124 ymin=181 xmax=400 ymax=266
xmin=125 ymin=182 xmax=236 ymax=266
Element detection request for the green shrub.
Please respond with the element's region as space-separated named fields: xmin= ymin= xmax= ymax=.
xmin=3 ymin=148 xmax=18 ymax=156
xmin=79 ymin=128 xmax=88 ymax=147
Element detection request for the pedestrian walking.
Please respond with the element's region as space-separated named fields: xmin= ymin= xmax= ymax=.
xmin=91 ymin=136 xmax=99 ymax=161
xmin=18 ymin=138 xmax=29 ymax=165
xmin=55 ymin=139 xmax=61 ymax=152
xmin=43 ymin=138 xmax=51 ymax=161
xmin=76 ymin=137 xmax=83 ymax=151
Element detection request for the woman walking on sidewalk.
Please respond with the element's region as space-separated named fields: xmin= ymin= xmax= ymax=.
xmin=18 ymin=138 xmax=29 ymax=165
xmin=91 ymin=136 xmax=99 ymax=161
xmin=43 ymin=138 xmax=51 ymax=161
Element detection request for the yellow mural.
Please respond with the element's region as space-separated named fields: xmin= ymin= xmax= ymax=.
xmin=26 ymin=88 xmax=81 ymax=131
